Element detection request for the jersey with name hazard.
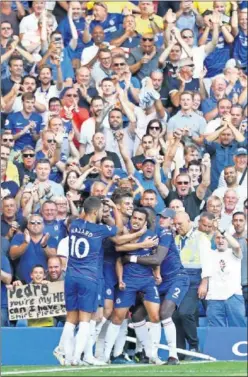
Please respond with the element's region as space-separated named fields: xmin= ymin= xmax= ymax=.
xmin=159 ymin=228 xmax=185 ymax=279
xmin=67 ymin=219 xmax=117 ymax=281
xmin=123 ymin=230 xmax=157 ymax=279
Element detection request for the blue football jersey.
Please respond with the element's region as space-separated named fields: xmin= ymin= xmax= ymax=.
xmin=67 ymin=219 xmax=117 ymax=281
xmin=159 ymin=228 xmax=184 ymax=279
xmin=123 ymin=230 xmax=156 ymax=279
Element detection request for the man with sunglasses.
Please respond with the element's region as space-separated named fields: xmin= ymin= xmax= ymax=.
xmin=9 ymin=214 xmax=57 ymax=284
xmin=128 ymin=33 xmax=162 ymax=81
xmin=60 ymin=87 xmax=89 ymax=149
xmin=14 ymin=146 xmax=37 ymax=187
xmin=164 ymin=155 xmax=211 ymax=221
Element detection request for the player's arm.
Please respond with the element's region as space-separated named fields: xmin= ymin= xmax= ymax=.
xmin=116 ymin=257 xmax=126 ymax=290
xmin=152 ymin=266 xmax=162 ymax=285
xmin=122 ymin=245 xmax=169 ymax=267
xmin=115 ymin=236 xmax=159 ymax=251
xmin=103 ymin=198 xmax=123 ymax=235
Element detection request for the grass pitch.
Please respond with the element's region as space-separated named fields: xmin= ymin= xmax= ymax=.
xmin=1 ymin=362 xmax=247 ymax=376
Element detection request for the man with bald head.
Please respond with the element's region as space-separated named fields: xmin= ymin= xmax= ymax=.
xmin=128 ymin=33 xmax=162 ymax=81
xmin=75 ymin=66 xmax=98 ymax=110
xmin=172 ymin=211 xmax=212 ymax=358
xmin=201 ymin=77 xmax=228 ymax=122
xmin=79 ymin=132 xmax=122 ymax=172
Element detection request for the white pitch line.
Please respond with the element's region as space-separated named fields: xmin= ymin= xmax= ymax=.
xmin=2 ymin=361 xmax=213 ymax=376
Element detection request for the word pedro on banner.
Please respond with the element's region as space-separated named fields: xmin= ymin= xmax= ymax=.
xmin=8 ymin=281 xmax=66 ymax=320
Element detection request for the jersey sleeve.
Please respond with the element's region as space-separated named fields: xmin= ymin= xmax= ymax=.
xmin=102 ymin=224 xmax=118 ymax=239
xmin=4 ymin=115 xmax=14 ymax=131
xmin=159 ymin=233 xmax=172 ymax=248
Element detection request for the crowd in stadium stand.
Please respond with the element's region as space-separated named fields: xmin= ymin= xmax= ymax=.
xmin=0 ymin=0 xmax=247 ymax=367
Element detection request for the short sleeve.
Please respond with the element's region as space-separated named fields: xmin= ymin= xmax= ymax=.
xmin=102 ymin=224 xmax=118 ymax=239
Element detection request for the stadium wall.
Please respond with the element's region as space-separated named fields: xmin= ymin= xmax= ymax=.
xmin=2 ymin=327 xmax=247 ymax=365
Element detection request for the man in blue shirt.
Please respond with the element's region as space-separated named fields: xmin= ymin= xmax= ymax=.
xmin=1 ymin=252 xmax=12 ymax=326
xmin=204 ymin=120 xmax=246 ymax=190
xmin=110 ymin=15 xmax=141 ymax=49
xmin=40 ymin=200 xmax=67 ymax=243
xmin=86 ymin=2 xmax=124 ymax=43
xmin=116 ymin=133 xmax=168 ymax=213
xmin=4 ymin=92 xmax=44 ymax=151
xmin=104 ymin=208 xmax=161 ymax=364
xmin=1 ymin=56 xmax=24 ymax=96
xmin=59 ymin=196 xmax=121 ymax=366
xmin=57 ymin=1 xmax=85 ymax=60
xmin=9 ymin=214 xmax=57 ymax=283
xmin=232 ymin=4 xmax=248 ymax=73
xmin=122 ymin=208 xmax=190 ymax=365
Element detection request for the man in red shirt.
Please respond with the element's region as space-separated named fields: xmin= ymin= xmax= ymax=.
xmin=60 ymin=87 xmax=89 ymax=149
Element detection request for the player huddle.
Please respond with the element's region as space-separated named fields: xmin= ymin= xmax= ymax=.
xmin=54 ymin=193 xmax=189 ymax=366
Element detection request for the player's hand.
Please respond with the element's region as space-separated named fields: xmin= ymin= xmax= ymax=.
xmin=142 ymin=236 xmax=159 ymax=249
xmin=102 ymin=198 xmax=116 ymax=209
xmin=119 ymin=281 xmax=126 ymax=290
xmin=155 ymin=275 xmax=162 ymax=286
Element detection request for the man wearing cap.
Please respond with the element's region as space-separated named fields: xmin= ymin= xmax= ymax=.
xmin=218 ymin=147 xmax=247 ymax=190
xmin=122 ymin=208 xmax=190 ymax=365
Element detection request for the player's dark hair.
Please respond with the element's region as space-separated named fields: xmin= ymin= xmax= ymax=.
xmin=112 ymin=188 xmax=133 ymax=205
xmin=83 ymin=196 xmax=102 ymax=214
xmin=188 ymin=160 xmax=201 ymax=168
xmin=132 ymin=207 xmax=149 ymax=222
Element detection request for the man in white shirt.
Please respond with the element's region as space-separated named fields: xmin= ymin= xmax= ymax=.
xmin=206 ymin=229 xmax=246 ymax=327
xmin=218 ymin=148 xmax=247 ymax=190
xmin=79 ymin=96 xmax=110 ymax=157
xmin=213 ymin=165 xmax=247 ymax=207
